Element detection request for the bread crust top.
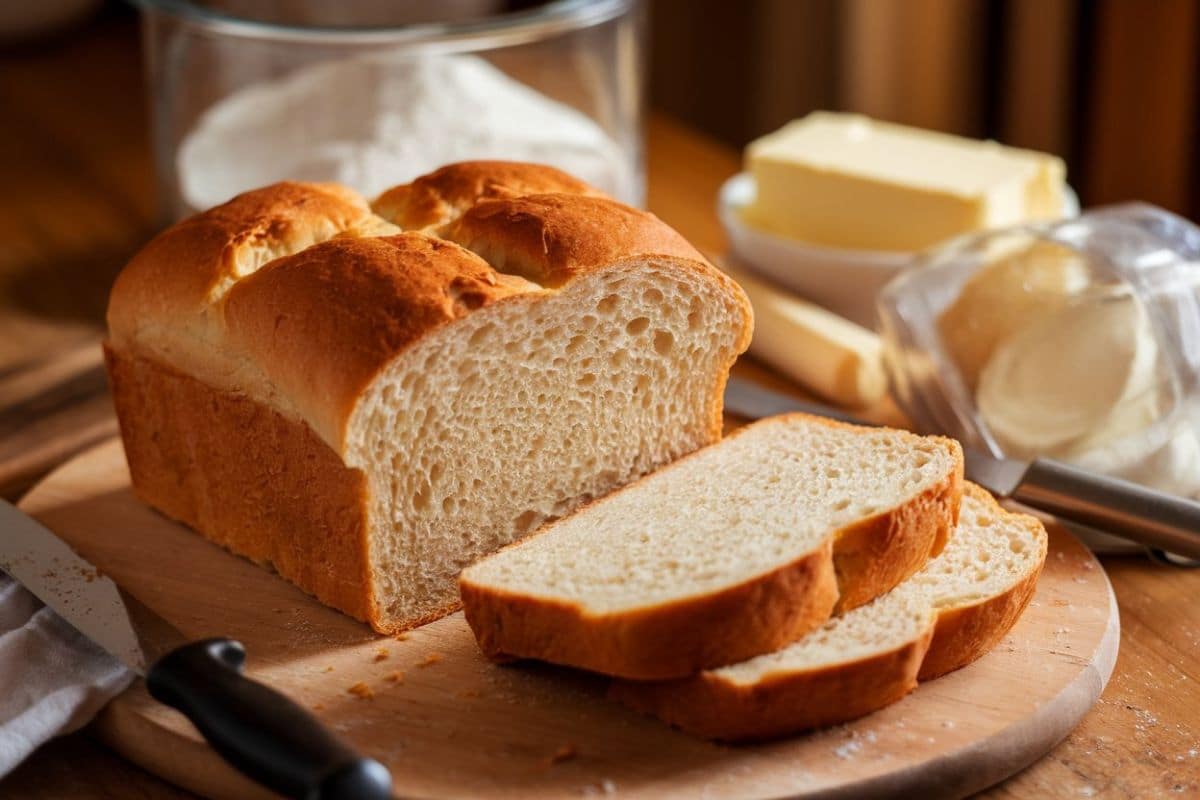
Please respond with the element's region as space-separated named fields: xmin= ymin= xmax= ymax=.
xmin=373 ymin=160 xmax=603 ymax=231
xmin=445 ymin=194 xmax=706 ymax=288
xmin=107 ymin=161 xmax=752 ymax=451
xmin=108 ymin=181 xmax=375 ymax=338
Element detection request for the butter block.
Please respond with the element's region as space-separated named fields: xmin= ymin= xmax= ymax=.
xmin=743 ymin=112 xmax=1066 ymax=251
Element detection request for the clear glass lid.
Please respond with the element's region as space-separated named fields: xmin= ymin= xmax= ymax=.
xmin=878 ymin=204 xmax=1200 ymax=498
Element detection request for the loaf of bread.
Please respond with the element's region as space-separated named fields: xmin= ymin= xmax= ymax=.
xmin=459 ymin=414 xmax=963 ymax=679
xmin=104 ymin=161 xmax=753 ymax=633
xmin=611 ymin=484 xmax=1047 ymax=740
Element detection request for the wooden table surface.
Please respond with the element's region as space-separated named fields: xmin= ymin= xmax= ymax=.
xmin=0 ymin=11 xmax=1197 ymax=800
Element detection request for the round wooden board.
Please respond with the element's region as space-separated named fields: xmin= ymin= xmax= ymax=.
xmin=20 ymin=439 xmax=1119 ymax=800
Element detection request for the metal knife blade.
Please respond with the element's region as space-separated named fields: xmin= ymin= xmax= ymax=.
xmin=723 ymin=376 xmax=869 ymax=428
xmin=724 ymin=376 xmax=1200 ymax=559
xmin=0 ymin=498 xmax=179 ymax=674
xmin=959 ymin=446 xmax=1029 ymax=498
xmin=0 ymin=498 xmax=393 ymax=799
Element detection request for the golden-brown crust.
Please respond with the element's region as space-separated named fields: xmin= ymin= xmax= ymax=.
xmin=610 ymin=623 xmax=934 ymax=742
xmin=832 ymin=444 xmax=962 ymax=612
xmin=459 ymin=413 xmax=963 ymax=680
xmin=444 ymin=194 xmax=709 ymax=288
xmin=609 ymin=483 xmax=1048 ymax=741
xmin=222 ymin=233 xmax=535 ymax=447
xmin=372 ymin=160 xmax=605 ymax=231
xmin=104 ymin=346 xmax=379 ymax=627
xmin=918 ymin=485 xmax=1047 ymax=680
xmin=107 ymin=181 xmax=374 ymax=346
xmin=918 ymin=568 xmax=1040 ymax=680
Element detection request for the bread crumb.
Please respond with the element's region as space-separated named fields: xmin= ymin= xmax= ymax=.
xmin=582 ymin=779 xmax=616 ymax=796
xmin=323 ymin=666 xmax=335 ymax=673
xmin=312 ymin=703 xmax=325 ymax=711
xmin=385 ymin=671 xmax=406 ymax=684
xmin=833 ymin=739 xmax=862 ymax=759
xmin=347 ymin=682 xmax=374 ymax=699
xmin=374 ymin=648 xmax=389 ymax=662
xmin=417 ymin=652 xmax=443 ymax=668
xmin=457 ymin=688 xmax=480 ymax=699
xmin=544 ymin=742 xmax=578 ymax=765
xmin=395 ymin=633 xmax=410 ymax=642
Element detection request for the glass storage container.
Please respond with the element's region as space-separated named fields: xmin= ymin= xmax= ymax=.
xmin=879 ymin=205 xmax=1200 ymax=526
xmin=136 ymin=0 xmax=645 ymax=220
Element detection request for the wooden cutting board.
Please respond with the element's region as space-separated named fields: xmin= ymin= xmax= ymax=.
xmin=19 ymin=438 xmax=1119 ymax=800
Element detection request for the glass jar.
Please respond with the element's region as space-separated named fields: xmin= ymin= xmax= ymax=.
xmin=878 ymin=204 xmax=1200 ymax=517
xmin=136 ymin=0 xmax=645 ymax=220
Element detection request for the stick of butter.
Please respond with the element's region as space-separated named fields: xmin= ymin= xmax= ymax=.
xmin=721 ymin=261 xmax=887 ymax=408
xmin=743 ymin=112 xmax=1066 ymax=251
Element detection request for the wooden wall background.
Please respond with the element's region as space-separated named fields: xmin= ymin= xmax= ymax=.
xmin=649 ymin=0 xmax=1200 ymax=221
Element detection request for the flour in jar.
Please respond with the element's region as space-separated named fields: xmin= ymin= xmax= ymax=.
xmin=177 ymin=54 xmax=636 ymax=212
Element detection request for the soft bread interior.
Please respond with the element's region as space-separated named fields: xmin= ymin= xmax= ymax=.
xmin=706 ymin=487 xmax=1044 ymax=687
xmin=346 ymin=261 xmax=744 ymax=628
xmin=716 ymin=590 xmax=934 ymax=686
xmin=460 ymin=417 xmax=959 ymax=613
xmin=910 ymin=485 xmax=1045 ymax=609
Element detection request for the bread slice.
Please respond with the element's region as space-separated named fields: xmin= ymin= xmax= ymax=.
xmin=459 ymin=414 xmax=963 ymax=680
xmin=611 ymin=483 xmax=1048 ymax=741
xmin=105 ymin=161 xmax=752 ymax=633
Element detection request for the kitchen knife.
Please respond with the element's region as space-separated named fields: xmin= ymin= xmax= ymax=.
xmin=724 ymin=376 xmax=1200 ymax=559
xmin=0 ymin=499 xmax=393 ymax=800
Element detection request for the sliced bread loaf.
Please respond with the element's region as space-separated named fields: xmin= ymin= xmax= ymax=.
xmin=611 ymin=483 xmax=1048 ymax=740
xmin=105 ymin=161 xmax=753 ymax=633
xmin=459 ymin=414 xmax=963 ymax=680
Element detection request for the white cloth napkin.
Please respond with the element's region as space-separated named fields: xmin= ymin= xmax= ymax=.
xmin=0 ymin=573 xmax=133 ymax=777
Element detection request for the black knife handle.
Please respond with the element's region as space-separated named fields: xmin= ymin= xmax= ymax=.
xmin=146 ymin=638 xmax=392 ymax=800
